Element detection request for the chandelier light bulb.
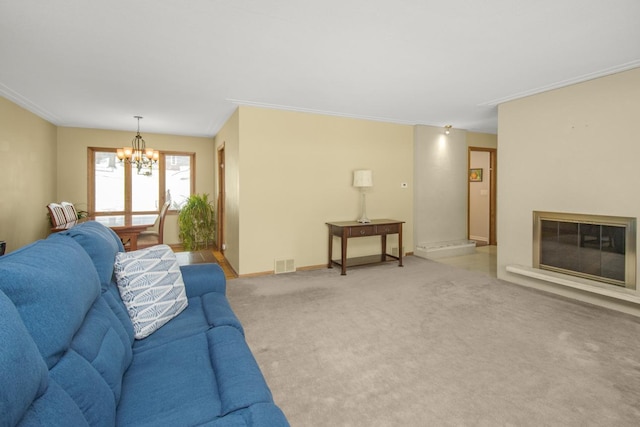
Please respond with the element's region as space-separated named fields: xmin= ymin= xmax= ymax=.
xmin=117 ymin=116 xmax=159 ymax=175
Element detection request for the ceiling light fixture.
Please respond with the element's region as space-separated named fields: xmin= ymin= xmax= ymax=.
xmin=444 ymin=125 xmax=452 ymax=135
xmin=117 ymin=116 xmax=159 ymax=176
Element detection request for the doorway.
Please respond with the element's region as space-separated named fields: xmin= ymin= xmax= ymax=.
xmin=216 ymin=144 xmax=225 ymax=253
xmin=468 ymin=147 xmax=497 ymax=246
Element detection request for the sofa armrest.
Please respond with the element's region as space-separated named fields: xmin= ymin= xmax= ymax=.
xmin=180 ymin=263 xmax=226 ymax=297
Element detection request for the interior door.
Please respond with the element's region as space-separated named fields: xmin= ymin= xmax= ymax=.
xmin=216 ymin=145 xmax=225 ymax=253
xmin=468 ymin=147 xmax=497 ymax=245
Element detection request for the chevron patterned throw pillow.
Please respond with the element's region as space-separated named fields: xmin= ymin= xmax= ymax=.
xmin=114 ymin=245 xmax=188 ymax=339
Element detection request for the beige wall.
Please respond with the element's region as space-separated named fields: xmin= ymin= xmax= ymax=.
xmin=497 ymin=67 xmax=640 ymax=313
xmin=0 ymin=96 xmax=57 ymax=252
xmin=213 ymin=109 xmax=240 ymax=271
xmin=414 ymin=125 xmax=470 ymax=246
xmin=467 ymin=131 xmax=497 ymax=149
xmin=56 ymin=127 xmax=215 ymax=245
xmin=218 ymin=106 xmax=414 ymax=275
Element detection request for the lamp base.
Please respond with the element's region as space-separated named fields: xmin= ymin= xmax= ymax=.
xmin=357 ymin=191 xmax=370 ymax=224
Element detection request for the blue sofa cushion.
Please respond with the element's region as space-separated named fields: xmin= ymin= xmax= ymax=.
xmin=49 ymin=349 xmax=117 ymax=426
xmin=102 ymin=284 xmax=136 ymax=343
xmin=0 ymin=290 xmax=49 ymax=426
xmin=117 ymin=333 xmax=222 ymax=426
xmin=180 ymin=263 xmax=227 ymax=296
xmin=132 ymin=292 xmax=245 ymax=353
xmin=235 ymin=403 xmax=290 ymax=426
xmin=208 ymin=326 xmax=273 ymax=416
xmin=58 ymin=221 xmax=124 ymax=290
xmin=118 ymin=326 xmax=276 ymax=426
xmin=70 ymin=297 xmax=133 ymax=402
xmin=115 ymin=245 xmax=188 ymax=339
xmin=0 ymin=235 xmax=101 ymax=367
xmin=18 ymin=379 xmax=89 ymax=426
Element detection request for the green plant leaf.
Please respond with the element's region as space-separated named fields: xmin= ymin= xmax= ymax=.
xmin=178 ymin=193 xmax=216 ymax=250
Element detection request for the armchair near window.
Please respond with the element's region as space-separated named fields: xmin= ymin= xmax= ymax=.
xmin=136 ymin=201 xmax=170 ymax=249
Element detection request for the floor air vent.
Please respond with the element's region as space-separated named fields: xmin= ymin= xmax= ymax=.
xmin=274 ymin=258 xmax=295 ymax=274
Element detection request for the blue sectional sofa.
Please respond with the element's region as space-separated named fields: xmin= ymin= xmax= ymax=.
xmin=0 ymin=221 xmax=289 ymax=426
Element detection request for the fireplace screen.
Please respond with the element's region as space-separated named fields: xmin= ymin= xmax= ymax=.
xmin=533 ymin=212 xmax=636 ymax=289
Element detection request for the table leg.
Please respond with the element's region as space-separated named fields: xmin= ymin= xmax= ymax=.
xmin=381 ymin=234 xmax=387 ymax=262
xmin=341 ymin=229 xmax=348 ymax=275
xmin=328 ymin=227 xmax=333 ymax=269
xmin=398 ymin=223 xmax=403 ymax=267
xmin=118 ymin=232 xmax=138 ymax=251
xmin=129 ymin=236 xmax=138 ymax=251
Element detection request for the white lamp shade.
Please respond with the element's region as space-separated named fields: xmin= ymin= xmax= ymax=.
xmin=353 ymin=170 xmax=373 ymax=188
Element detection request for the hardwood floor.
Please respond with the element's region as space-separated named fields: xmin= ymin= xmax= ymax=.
xmin=172 ymin=245 xmax=237 ymax=279
xmin=212 ymin=249 xmax=237 ymax=279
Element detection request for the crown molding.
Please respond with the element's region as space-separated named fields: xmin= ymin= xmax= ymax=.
xmin=0 ymin=82 xmax=62 ymax=124
xmin=478 ymin=60 xmax=640 ymax=107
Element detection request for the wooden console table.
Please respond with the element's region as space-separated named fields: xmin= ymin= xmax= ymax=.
xmin=326 ymin=219 xmax=404 ymax=275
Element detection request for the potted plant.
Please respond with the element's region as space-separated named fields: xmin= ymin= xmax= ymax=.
xmin=178 ymin=193 xmax=216 ymax=250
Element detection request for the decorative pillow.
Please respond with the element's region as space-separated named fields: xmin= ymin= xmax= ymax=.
xmin=114 ymin=245 xmax=188 ymax=339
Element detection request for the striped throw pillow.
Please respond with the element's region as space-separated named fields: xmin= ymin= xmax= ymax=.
xmin=114 ymin=245 xmax=188 ymax=339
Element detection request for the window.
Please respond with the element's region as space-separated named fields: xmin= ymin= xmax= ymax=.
xmin=89 ymin=148 xmax=194 ymax=215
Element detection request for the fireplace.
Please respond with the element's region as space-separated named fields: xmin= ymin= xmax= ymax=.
xmin=533 ymin=211 xmax=636 ymax=290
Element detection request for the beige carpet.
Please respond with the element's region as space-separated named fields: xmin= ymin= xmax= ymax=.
xmin=226 ymin=256 xmax=640 ymax=426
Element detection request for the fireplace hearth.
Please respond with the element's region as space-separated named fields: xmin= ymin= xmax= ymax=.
xmin=533 ymin=211 xmax=636 ymax=290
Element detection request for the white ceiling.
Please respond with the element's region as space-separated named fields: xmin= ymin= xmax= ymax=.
xmin=1 ymin=0 xmax=639 ymax=137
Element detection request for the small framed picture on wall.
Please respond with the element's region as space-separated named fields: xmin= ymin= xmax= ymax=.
xmin=469 ymin=168 xmax=483 ymax=182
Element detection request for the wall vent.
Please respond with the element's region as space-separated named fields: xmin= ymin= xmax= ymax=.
xmin=274 ymin=258 xmax=295 ymax=274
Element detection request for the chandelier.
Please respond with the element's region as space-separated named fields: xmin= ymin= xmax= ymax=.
xmin=116 ymin=116 xmax=159 ymax=175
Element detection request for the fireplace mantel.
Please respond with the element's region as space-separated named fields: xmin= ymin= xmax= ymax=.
xmin=506 ymin=265 xmax=640 ymax=305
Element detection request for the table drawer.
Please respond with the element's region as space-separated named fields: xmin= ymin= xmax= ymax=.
xmin=376 ymin=224 xmax=400 ymax=234
xmin=350 ymin=225 xmax=376 ymax=237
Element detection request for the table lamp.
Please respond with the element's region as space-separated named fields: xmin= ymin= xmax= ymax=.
xmin=353 ymin=170 xmax=373 ymax=223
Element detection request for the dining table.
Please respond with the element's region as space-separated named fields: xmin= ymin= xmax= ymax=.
xmin=90 ymin=214 xmax=158 ymax=251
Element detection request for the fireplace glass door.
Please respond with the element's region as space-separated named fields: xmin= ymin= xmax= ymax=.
xmin=533 ymin=212 xmax=636 ymax=289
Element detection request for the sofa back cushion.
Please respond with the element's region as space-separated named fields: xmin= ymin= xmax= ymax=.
xmin=59 ymin=220 xmax=125 ymax=289
xmin=70 ymin=296 xmax=133 ymax=402
xmin=0 ymin=290 xmax=49 ymax=426
xmin=17 ymin=380 xmax=89 ymax=426
xmin=58 ymin=221 xmax=135 ymax=343
xmin=0 ymin=234 xmax=135 ymax=424
xmin=0 ymin=235 xmax=101 ymax=368
xmin=2 ymin=289 xmax=92 ymax=426
xmin=48 ymin=348 xmax=117 ymax=426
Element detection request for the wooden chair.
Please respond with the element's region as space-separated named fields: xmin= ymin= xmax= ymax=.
xmin=60 ymin=201 xmax=78 ymax=223
xmin=137 ymin=201 xmax=171 ymax=249
xmin=47 ymin=203 xmax=67 ymax=228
